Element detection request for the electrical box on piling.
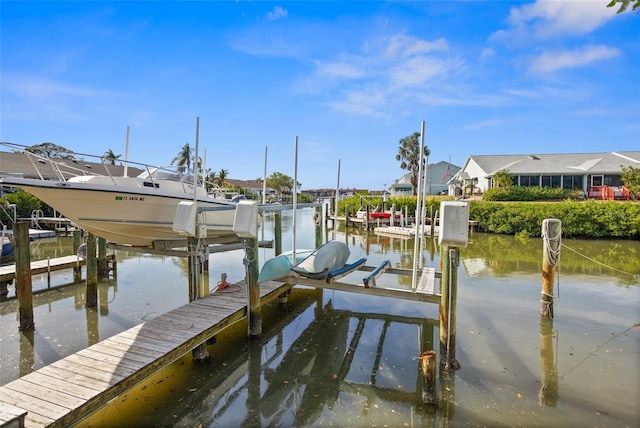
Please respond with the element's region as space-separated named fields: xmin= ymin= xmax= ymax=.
xmin=233 ymin=200 xmax=258 ymax=238
xmin=438 ymin=201 xmax=469 ymax=247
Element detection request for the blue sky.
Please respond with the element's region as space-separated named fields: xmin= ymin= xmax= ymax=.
xmin=1 ymin=1 xmax=638 ymax=190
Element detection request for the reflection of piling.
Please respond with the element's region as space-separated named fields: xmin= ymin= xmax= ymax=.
xmin=541 ymin=219 xmax=561 ymax=318
xmin=419 ymin=350 xmax=438 ymax=405
xmin=15 ymin=221 xmax=34 ymax=332
xmin=539 ymin=316 xmax=559 ymax=406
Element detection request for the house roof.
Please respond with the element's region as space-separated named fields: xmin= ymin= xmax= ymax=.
xmin=469 ymin=152 xmax=640 ymax=176
xmin=0 ymin=151 xmax=143 ymax=179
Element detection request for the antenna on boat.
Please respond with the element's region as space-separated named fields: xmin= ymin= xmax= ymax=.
xmin=292 ymin=137 xmax=298 ymax=261
xmin=124 ymin=125 xmax=130 ymax=177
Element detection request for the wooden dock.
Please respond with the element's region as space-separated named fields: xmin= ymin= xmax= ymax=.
xmin=0 ymin=255 xmax=87 ymax=284
xmin=0 ymin=280 xmax=291 ymax=428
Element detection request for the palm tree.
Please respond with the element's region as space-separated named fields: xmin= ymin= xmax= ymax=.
xmin=103 ymin=149 xmax=121 ymax=165
xmin=171 ymin=143 xmax=192 ymax=174
xmin=396 ymin=132 xmax=430 ymax=195
xmin=217 ymin=169 xmax=229 ymax=187
xmin=492 ymin=169 xmax=513 ymax=188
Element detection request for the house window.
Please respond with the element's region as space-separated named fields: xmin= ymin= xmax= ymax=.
xmin=519 ymin=175 xmax=539 ymax=186
xmin=542 ymin=175 xmax=561 ymax=188
xmin=604 ymin=175 xmax=622 ymax=186
xmin=591 ymin=175 xmax=604 ymax=187
xmin=563 ymin=175 xmax=583 ymax=189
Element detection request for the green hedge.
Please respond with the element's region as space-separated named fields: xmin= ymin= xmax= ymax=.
xmin=470 ymin=200 xmax=640 ymax=238
xmin=483 ymin=186 xmax=582 ymax=201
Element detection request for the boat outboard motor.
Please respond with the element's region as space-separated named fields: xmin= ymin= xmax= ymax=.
xmin=231 ymin=195 xmax=247 ymax=203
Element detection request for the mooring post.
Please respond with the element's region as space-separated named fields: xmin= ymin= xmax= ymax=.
xmin=97 ymin=237 xmax=108 ymax=277
xmin=14 ymin=221 xmax=34 ymax=332
xmin=86 ymin=233 xmax=98 ymax=308
xmin=72 ymin=229 xmax=82 ymax=253
xmin=189 ymin=235 xmax=210 ymax=362
xmin=72 ymin=229 xmax=82 ymax=283
xmin=420 ymin=350 xmax=438 ymax=405
xmin=439 ymin=246 xmax=460 ymax=370
xmin=541 ymin=218 xmax=561 ymax=318
xmin=246 ymin=236 xmax=262 ymax=336
xmin=274 ymin=211 xmax=282 ymax=256
xmin=315 ymin=206 xmax=323 ymax=249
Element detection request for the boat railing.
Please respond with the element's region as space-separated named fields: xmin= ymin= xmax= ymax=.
xmin=2 ymin=142 xmax=227 ymax=197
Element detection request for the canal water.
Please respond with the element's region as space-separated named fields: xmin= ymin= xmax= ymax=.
xmin=0 ymin=209 xmax=638 ymax=427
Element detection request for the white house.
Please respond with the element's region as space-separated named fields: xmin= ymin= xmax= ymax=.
xmin=390 ymin=161 xmax=461 ymax=196
xmin=449 ymin=152 xmax=640 ymax=198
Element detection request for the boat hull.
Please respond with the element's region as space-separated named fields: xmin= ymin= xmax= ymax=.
xmin=3 ymin=178 xmax=237 ymax=247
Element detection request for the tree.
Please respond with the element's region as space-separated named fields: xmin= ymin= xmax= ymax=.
xmin=103 ymin=149 xmax=121 ymax=165
xmin=492 ymin=169 xmax=513 ymax=188
xmin=607 ymin=0 xmax=639 ymax=13
xmin=217 ymin=169 xmax=229 ymax=187
xmin=621 ymin=164 xmax=640 ymax=200
xmin=395 ymin=132 xmax=430 ymax=195
xmin=26 ymin=142 xmax=75 ymax=159
xmin=266 ymin=172 xmax=295 ymax=198
xmin=171 ymin=143 xmax=192 ymax=174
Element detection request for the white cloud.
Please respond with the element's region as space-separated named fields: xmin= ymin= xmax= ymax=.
xmin=383 ymin=34 xmax=448 ymax=58
xmin=528 ymin=44 xmax=620 ymax=73
xmin=266 ymin=6 xmax=288 ymax=21
xmin=492 ymin=0 xmax=617 ymax=43
xmin=316 ymin=61 xmax=366 ymax=79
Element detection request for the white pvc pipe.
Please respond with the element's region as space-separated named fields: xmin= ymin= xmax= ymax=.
xmin=411 ymin=121 xmax=426 ymax=291
xmin=292 ymin=137 xmax=298 ymax=261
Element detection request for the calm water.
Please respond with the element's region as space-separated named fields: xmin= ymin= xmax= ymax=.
xmin=0 ymin=209 xmax=638 ymax=427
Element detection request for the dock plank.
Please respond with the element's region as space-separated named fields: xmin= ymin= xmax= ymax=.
xmin=4 ymin=379 xmax=86 ymax=410
xmin=17 ymin=372 xmax=98 ymax=401
xmin=36 ymin=365 xmax=113 ymax=392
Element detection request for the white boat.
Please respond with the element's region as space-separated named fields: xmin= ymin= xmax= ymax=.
xmin=0 ymin=143 xmax=240 ymax=248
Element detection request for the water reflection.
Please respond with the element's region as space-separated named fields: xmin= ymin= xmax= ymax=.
xmin=1 ymin=209 xmax=638 ymax=427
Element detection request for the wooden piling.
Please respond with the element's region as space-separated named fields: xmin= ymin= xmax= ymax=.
xmin=246 ymin=236 xmax=262 ymax=336
xmin=14 ymin=221 xmax=34 ymax=332
xmin=419 ymin=350 xmax=438 ymax=405
xmin=72 ymin=230 xmax=83 ymax=283
xmin=439 ymin=246 xmax=460 ymax=370
xmin=85 ymin=233 xmax=98 ymax=308
xmin=274 ymin=211 xmax=282 ymax=256
xmin=97 ymin=237 xmax=108 ymax=276
xmin=541 ymin=219 xmax=561 ymax=318
xmin=72 ymin=229 xmax=82 ymax=253
xmin=315 ymin=206 xmax=323 ymax=249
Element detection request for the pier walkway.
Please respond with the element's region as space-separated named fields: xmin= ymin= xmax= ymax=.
xmin=0 ymin=255 xmax=87 ymax=284
xmin=0 ymin=280 xmax=291 ymax=428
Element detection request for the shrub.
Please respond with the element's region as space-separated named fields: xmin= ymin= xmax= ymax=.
xmin=483 ymin=186 xmax=580 ymax=201
xmin=469 ymin=200 xmax=640 ymax=238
